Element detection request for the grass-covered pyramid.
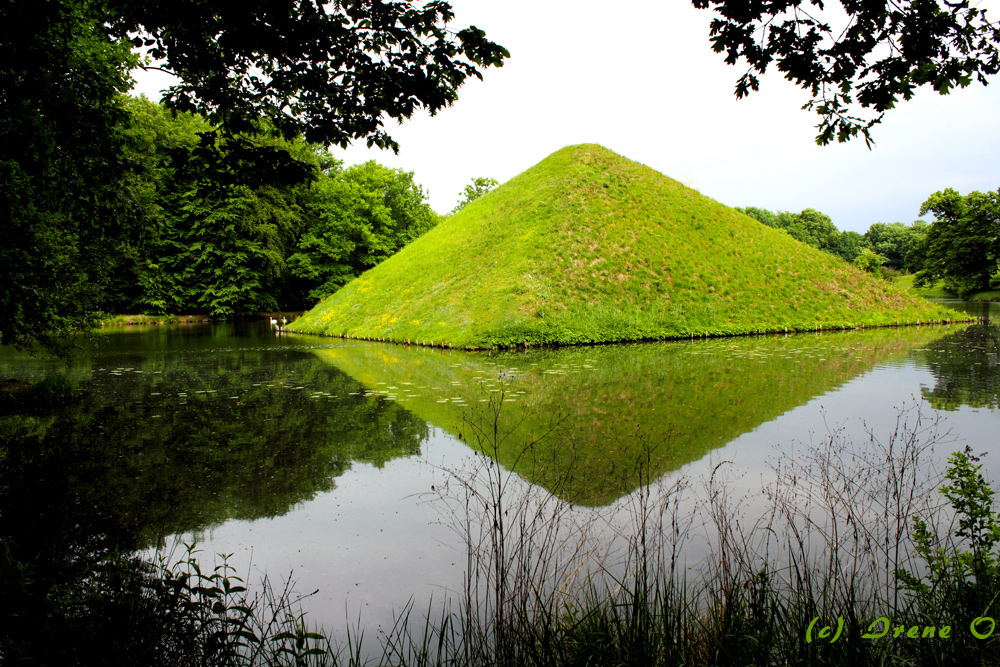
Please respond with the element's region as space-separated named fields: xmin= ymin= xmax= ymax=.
xmin=289 ymin=144 xmax=960 ymax=347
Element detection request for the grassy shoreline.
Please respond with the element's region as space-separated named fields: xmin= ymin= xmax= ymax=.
xmin=291 ymin=317 xmax=972 ymax=350
xmin=95 ymin=312 xmax=303 ymax=328
xmin=97 ymin=313 xmax=215 ymax=326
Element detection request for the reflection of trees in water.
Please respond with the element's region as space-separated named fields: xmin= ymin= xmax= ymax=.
xmin=0 ymin=341 xmax=429 ymax=664
xmin=0 ymin=351 xmax=428 ymax=560
xmin=916 ymin=323 xmax=1000 ymax=410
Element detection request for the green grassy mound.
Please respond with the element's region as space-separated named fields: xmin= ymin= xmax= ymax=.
xmin=289 ymin=144 xmax=962 ymax=348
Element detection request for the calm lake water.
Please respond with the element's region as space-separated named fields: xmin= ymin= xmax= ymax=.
xmin=2 ymin=311 xmax=999 ymax=645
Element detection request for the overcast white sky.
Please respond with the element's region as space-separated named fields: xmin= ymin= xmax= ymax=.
xmin=132 ymin=0 xmax=1000 ymax=233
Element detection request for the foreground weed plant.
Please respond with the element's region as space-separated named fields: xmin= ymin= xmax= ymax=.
xmin=899 ymin=447 xmax=1000 ymax=649
xmin=0 ymin=543 xmax=338 ymax=666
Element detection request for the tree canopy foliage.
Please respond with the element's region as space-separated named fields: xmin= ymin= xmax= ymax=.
xmin=916 ymin=188 xmax=1000 ymax=297
xmin=99 ymin=98 xmax=438 ymax=316
xmin=1 ymin=1 xmax=142 ymax=351
xmin=115 ymin=0 xmax=508 ymax=153
xmin=693 ymin=0 xmax=1000 ymax=145
xmin=864 ymin=220 xmax=928 ymax=273
xmin=0 ymin=0 xmax=507 ymax=350
xmin=451 ymin=176 xmax=499 ymax=214
xmin=737 ymin=205 xmax=928 ymax=277
xmin=286 ymin=161 xmax=438 ymax=304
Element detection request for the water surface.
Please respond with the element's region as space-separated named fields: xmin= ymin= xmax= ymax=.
xmin=2 ymin=319 xmax=999 ymax=642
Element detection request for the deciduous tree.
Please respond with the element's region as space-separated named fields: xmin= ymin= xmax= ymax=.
xmin=451 ymin=176 xmax=499 ymax=214
xmin=1 ymin=0 xmax=507 ymax=349
xmin=916 ymin=188 xmax=1000 ymax=297
xmin=287 ymin=162 xmax=438 ymax=304
xmin=0 ymin=1 xmax=141 ymax=350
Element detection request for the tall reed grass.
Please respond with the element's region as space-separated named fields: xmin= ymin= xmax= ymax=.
xmin=362 ymin=391 xmax=999 ymax=667
xmin=9 ymin=385 xmax=995 ymax=667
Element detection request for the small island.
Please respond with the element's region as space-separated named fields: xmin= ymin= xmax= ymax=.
xmin=288 ymin=144 xmax=962 ymax=348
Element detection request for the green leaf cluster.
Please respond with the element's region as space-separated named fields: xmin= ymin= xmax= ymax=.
xmin=100 ymin=98 xmax=438 ymax=316
xmin=1 ymin=0 xmax=505 ymax=350
xmin=916 ymin=187 xmax=1000 ymax=298
xmin=898 ymin=448 xmax=1000 ymax=635
xmin=450 ymin=176 xmax=499 ymax=214
xmin=694 ymin=0 xmax=1000 ymax=146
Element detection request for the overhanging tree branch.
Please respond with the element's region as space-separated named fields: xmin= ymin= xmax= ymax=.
xmin=693 ymin=0 xmax=1000 ymax=146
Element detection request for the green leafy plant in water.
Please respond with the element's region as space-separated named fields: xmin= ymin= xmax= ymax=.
xmin=158 ymin=545 xmax=333 ymax=666
xmin=0 ymin=540 xmax=337 ymax=666
xmin=898 ymin=447 xmax=1000 ymax=635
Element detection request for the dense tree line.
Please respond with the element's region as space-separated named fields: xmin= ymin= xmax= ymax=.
xmin=738 ymin=206 xmax=930 ymax=276
xmin=99 ymin=97 xmax=438 ymax=316
xmin=1 ymin=0 xmax=506 ymax=350
xmin=740 ymin=193 xmax=1000 ymax=298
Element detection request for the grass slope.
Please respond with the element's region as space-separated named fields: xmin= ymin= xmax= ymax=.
xmin=289 ymin=144 xmax=961 ymax=347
